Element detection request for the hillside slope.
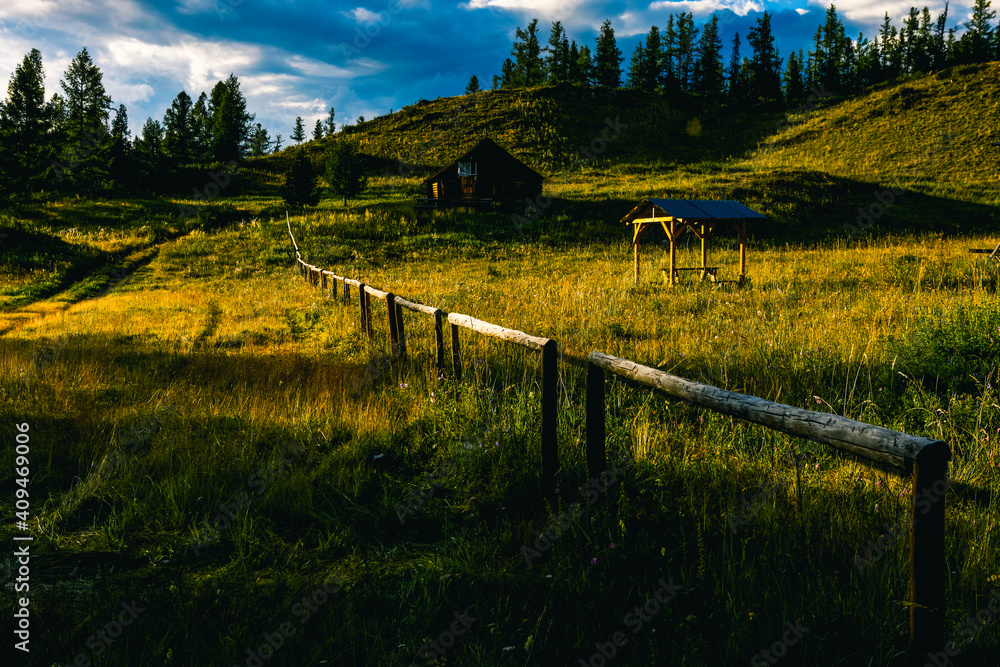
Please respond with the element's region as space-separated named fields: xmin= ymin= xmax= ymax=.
xmin=747 ymin=61 xmax=1000 ymax=187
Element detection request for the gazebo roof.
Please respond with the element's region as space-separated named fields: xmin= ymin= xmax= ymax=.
xmin=621 ymin=198 xmax=765 ymax=224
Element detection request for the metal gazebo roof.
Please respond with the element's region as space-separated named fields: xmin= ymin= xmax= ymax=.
xmin=621 ymin=199 xmax=766 ymax=223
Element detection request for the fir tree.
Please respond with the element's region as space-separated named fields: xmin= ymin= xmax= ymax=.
xmin=291 ymin=116 xmax=305 ymax=144
xmin=465 ymin=75 xmax=481 ymax=94
xmin=282 ymin=151 xmax=320 ymax=208
xmin=747 ymin=11 xmax=783 ymax=101
xmin=325 ymin=140 xmax=367 ymax=207
xmin=694 ymin=15 xmax=724 ymax=98
xmin=324 ymin=106 xmax=336 ymax=137
xmin=594 ymin=19 xmax=623 ymax=88
xmin=163 ymin=91 xmax=195 ymax=167
xmin=312 ymin=119 xmax=324 ymax=141
xmin=0 ymin=48 xmax=56 ymax=194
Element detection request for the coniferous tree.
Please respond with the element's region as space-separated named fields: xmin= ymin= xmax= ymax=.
xmin=644 ymin=26 xmax=662 ymax=90
xmin=957 ymin=0 xmax=996 ymax=63
xmin=273 ymin=133 xmax=283 ymax=152
xmin=783 ymin=50 xmax=807 ymax=104
xmin=901 ymin=7 xmax=921 ymax=72
xmin=291 ymin=117 xmax=305 ymax=144
xmin=566 ymin=41 xmax=581 ymax=84
xmin=747 ymin=11 xmax=783 ymax=101
xmin=281 ymin=152 xmax=320 ymax=208
xmin=933 ymin=4 xmax=951 ymax=69
xmin=817 ymin=5 xmax=850 ymax=91
xmin=209 ymin=74 xmax=254 ymax=163
xmin=324 ymin=106 xmax=336 ymax=136
xmin=163 ymin=91 xmax=195 ymax=168
xmin=312 ymin=119 xmax=324 ymax=141
xmin=249 ymin=123 xmax=271 ymax=157
xmin=108 ymin=103 xmax=134 ymax=192
xmin=727 ymin=34 xmax=746 ymax=100
xmin=576 ymin=45 xmax=594 ymax=86
xmin=663 ymin=15 xmax=679 ymax=92
xmin=191 ymin=92 xmax=213 ymax=162
xmin=500 ymin=58 xmax=515 ymax=88
xmin=594 ymin=19 xmax=623 ymax=88
xmin=879 ymin=13 xmax=902 ymax=80
xmin=545 ymin=21 xmax=570 ymax=83
xmin=694 ymin=15 xmax=725 ymax=98
xmin=0 ymin=48 xmax=55 ymax=195
xmin=133 ymin=118 xmax=164 ymax=192
xmin=510 ymin=19 xmax=544 ymax=86
xmin=627 ymin=41 xmax=647 ymax=90
xmin=325 ymin=140 xmax=367 ymax=207
xmin=674 ymin=13 xmax=699 ymax=91
xmin=465 ymin=75 xmax=481 ymax=94
xmin=58 ymin=47 xmax=113 ymax=191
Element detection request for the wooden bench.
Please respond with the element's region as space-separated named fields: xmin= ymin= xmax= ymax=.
xmin=661 ymin=266 xmax=719 ymax=283
xmin=968 ymin=242 xmax=1000 ymax=260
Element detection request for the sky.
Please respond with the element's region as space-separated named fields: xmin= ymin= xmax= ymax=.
xmin=0 ymin=0 xmax=981 ymax=143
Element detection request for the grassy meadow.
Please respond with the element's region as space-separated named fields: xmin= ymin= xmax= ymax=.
xmin=3 ymin=66 xmax=1000 ymax=666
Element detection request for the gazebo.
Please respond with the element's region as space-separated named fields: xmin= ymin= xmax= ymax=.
xmin=621 ymin=199 xmax=765 ymax=285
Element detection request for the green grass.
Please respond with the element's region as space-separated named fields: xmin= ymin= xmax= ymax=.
xmin=2 ymin=64 xmax=1000 ymax=666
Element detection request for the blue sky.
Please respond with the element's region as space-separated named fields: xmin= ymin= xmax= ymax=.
xmin=0 ymin=1 xmax=979 ymax=142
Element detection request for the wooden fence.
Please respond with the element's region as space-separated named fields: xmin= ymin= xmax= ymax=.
xmin=286 ymin=219 xmax=951 ymax=663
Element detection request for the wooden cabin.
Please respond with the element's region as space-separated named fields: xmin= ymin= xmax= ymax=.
xmin=420 ymin=138 xmax=543 ymax=209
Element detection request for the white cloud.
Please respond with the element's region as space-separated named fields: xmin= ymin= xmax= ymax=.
xmin=463 ymin=0 xmax=585 ymax=20
xmin=109 ymin=81 xmax=155 ymax=104
xmin=648 ymin=0 xmax=763 ymax=17
xmin=795 ymin=8 xmax=809 ymax=15
xmin=805 ymin=0 xmax=950 ymax=23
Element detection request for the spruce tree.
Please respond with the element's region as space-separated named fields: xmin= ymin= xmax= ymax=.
xmin=325 ymin=140 xmax=367 ymax=207
xmin=209 ymin=74 xmax=254 ymax=163
xmin=545 ymin=22 xmax=569 ymax=83
xmin=324 ymin=106 xmax=336 ymax=137
xmin=465 ymin=75 xmax=481 ymax=94
xmin=511 ymin=19 xmax=544 ymax=86
xmin=108 ymin=103 xmax=134 ymax=192
xmin=249 ymin=123 xmax=271 ymax=157
xmin=694 ymin=15 xmax=724 ymax=98
xmin=312 ymin=119 xmax=324 ymax=141
xmin=291 ymin=117 xmax=305 ymax=144
xmin=627 ymin=42 xmax=647 ymax=90
xmin=747 ymin=12 xmax=783 ymax=101
xmin=163 ymin=91 xmax=195 ymax=168
xmin=675 ymin=13 xmax=699 ymax=92
xmin=783 ymin=50 xmax=807 ymax=104
xmin=0 ymin=48 xmax=55 ymax=194
xmin=594 ymin=19 xmax=623 ymax=88
xmin=281 ymin=152 xmax=320 ymax=208
xmin=58 ymin=47 xmax=113 ymax=191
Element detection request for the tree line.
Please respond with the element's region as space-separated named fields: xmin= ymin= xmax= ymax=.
xmin=0 ymin=47 xmax=321 ymax=200
xmin=488 ymin=1 xmax=999 ymax=103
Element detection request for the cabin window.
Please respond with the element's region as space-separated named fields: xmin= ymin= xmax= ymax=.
xmin=457 ymin=161 xmax=477 ymax=177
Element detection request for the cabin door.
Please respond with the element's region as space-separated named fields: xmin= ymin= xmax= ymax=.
xmin=460 ymin=176 xmax=476 ymax=199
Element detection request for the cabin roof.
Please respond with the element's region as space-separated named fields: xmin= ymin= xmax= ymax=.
xmin=621 ymin=198 xmax=765 ymax=223
xmin=422 ymin=138 xmax=543 ymax=184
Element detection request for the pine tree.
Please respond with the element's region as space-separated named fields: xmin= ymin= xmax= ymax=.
xmin=209 ymin=74 xmax=254 ymax=163
xmin=594 ymin=19 xmax=622 ymax=88
xmin=465 ymin=75 xmax=481 ymax=94
xmin=133 ymin=118 xmax=164 ymax=192
xmin=627 ymin=42 xmax=647 ymax=90
xmin=108 ymin=104 xmax=133 ymax=192
xmin=644 ymin=26 xmax=662 ymax=91
xmin=281 ymin=151 xmax=320 ymax=208
xmin=663 ymin=15 xmax=679 ymax=92
xmin=291 ymin=117 xmax=305 ymax=144
xmin=879 ymin=13 xmax=902 ymax=81
xmin=325 ymin=140 xmax=367 ymax=207
xmin=747 ymin=11 xmax=783 ymax=101
xmin=500 ymin=58 xmax=515 ymax=88
xmin=511 ymin=19 xmax=544 ymax=86
xmin=163 ymin=91 xmax=195 ymax=168
xmin=576 ymin=46 xmax=594 ymax=86
xmin=783 ymin=50 xmax=807 ymax=104
xmin=249 ymin=123 xmax=271 ymax=157
xmin=273 ymin=133 xmax=283 ymax=152
xmin=818 ymin=5 xmax=850 ymax=91
xmin=58 ymin=47 xmax=113 ymax=191
xmin=312 ymin=119 xmax=324 ymax=141
xmin=957 ymin=0 xmax=996 ymax=63
xmin=324 ymin=106 xmax=336 ymax=137
xmin=545 ymin=21 xmax=570 ymax=83
xmin=694 ymin=15 xmax=724 ymax=98
xmin=727 ymin=34 xmax=745 ymax=99
xmin=0 ymin=48 xmax=55 ymax=194
xmin=675 ymin=13 xmax=699 ymax=92
xmin=191 ymin=92 xmax=213 ymax=163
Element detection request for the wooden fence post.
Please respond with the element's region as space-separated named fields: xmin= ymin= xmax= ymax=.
xmin=434 ymin=310 xmax=445 ymax=371
xmin=321 ymin=272 xmax=327 ymax=292
xmin=908 ymin=444 xmax=949 ymax=664
xmin=451 ymin=323 xmax=462 ymax=382
xmin=586 ymin=361 xmax=607 ymax=479
xmin=343 ymin=278 xmax=349 ymax=305
xmin=358 ymin=283 xmax=368 ymax=335
xmin=331 ymin=275 xmax=337 ymax=299
xmin=541 ymin=339 xmax=558 ymax=497
xmin=396 ymin=303 xmax=407 ymax=361
xmin=387 ymin=293 xmax=399 ymax=355
xmin=365 ymin=291 xmax=373 ymax=336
